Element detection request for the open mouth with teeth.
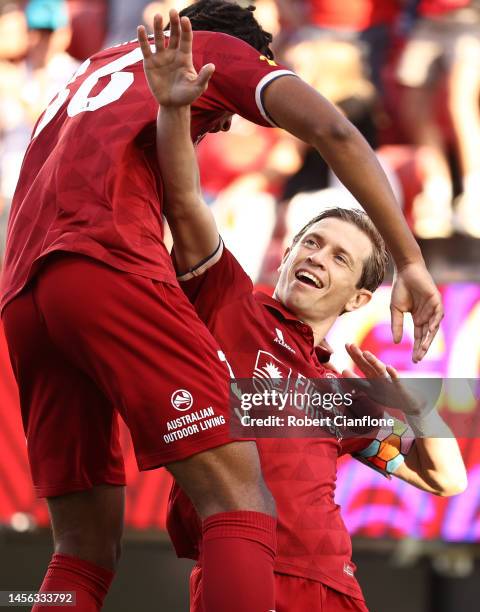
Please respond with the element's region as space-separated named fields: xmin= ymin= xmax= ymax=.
xmin=295 ymin=270 xmax=323 ymax=289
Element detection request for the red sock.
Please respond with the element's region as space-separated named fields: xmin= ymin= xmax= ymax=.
xmin=201 ymin=511 xmax=276 ymax=612
xmin=32 ymin=553 xmax=114 ymax=611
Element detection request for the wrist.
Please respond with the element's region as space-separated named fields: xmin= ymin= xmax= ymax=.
xmin=156 ymin=105 xmax=191 ymax=135
xmin=396 ymin=245 xmax=425 ymax=268
xmin=159 ymin=104 xmax=191 ymax=114
xmin=393 ymin=255 xmax=426 ymax=277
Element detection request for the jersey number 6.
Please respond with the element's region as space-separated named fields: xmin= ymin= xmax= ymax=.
xmin=33 ymin=46 xmax=146 ymax=138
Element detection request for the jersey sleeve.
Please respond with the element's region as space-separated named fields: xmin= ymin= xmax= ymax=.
xmin=342 ymin=413 xmax=415 ymax=478
xmin=176 ymin=240 xmax=253 ymax=327
xmin=194 ymin=32 xmax=296 ymax=127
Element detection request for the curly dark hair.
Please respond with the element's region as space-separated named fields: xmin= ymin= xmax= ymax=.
xmin=173 ymin=1 xmax=274 ymax=59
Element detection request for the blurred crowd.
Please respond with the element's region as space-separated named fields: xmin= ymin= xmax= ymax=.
xmin=1 ymin=0 xmax=480 ymax=282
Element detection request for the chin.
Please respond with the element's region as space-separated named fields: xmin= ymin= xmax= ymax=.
xmin=284 ymin=293 xmax=309 ymax=319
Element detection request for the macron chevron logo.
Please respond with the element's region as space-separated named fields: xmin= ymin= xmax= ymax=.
xmin=273 ymin=328 xmax=296 ymax=354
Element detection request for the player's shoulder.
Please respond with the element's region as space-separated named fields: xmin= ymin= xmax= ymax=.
xmin=193 ymin=29 xmax=242 ymax=44
xmin=203 ymin=244 xmax=253 ymax=299
xmin=93 ymin=31 xmax=262 ymax=65
xmin=221 ymin=245 xmax=251 ymax=277
xmin=192 ymin=30 xmax=261 ymax=57
xmin=86 ymin=38 xmax=141 ymax=65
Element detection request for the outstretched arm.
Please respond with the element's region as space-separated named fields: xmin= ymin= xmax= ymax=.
xmin=138 ymin=12 xmax=219 ymax=274
xmin=139 ymin=10 xmax=443 ymax=361
xmin=344 ymin=344 xmax=467 ymax=496
xmin=263 ymin=76 xmax=443 ymax=362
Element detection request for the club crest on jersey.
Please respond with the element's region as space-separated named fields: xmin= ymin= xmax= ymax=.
xmin=273 ymin=328 xmax=296 ymax=354
xmin=253 ymin=351 xmax=291 ymax=394
xmin=171 ymin=389 xmax=193 ymax=411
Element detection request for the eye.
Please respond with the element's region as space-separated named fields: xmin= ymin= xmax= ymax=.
xmin=335 ymin=254 xmax=347 ymax=265
xmin=303 ymin=238 xmax=317 ymax=247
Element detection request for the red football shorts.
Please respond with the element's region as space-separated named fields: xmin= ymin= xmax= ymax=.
xmin=2 ymin=253 xmax=232 ymax=498
xmin=190 ymin=566 xmax=369 ymax=612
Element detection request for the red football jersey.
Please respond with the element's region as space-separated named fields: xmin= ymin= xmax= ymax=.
xmin=167 ymin=247 xmax=406 ymax=599
xmin=1 ymin=32 xmax=294 ymax=310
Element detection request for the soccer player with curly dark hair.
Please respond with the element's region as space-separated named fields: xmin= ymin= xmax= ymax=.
xmin=2 ymin=3 xmax=443 ymax=610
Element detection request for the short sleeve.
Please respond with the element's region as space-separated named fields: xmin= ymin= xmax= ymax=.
xmin=193 ymin=32 xmax=296 ymax=127
xmin=178 ymin=242 xmax=253 ymax=327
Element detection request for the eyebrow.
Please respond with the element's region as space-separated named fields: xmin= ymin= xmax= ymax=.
xmin=304 ymin=231 xmax=356 ymax=268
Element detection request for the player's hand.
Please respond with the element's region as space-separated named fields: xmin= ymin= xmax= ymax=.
xmin=390 ymin=262 xmax=443 ymax=363
xmin=342 ymin=343 xmax=424 ymax=416
xmin=137 ymin=10 xmax=215 ymax=107
xmin=343 ymin=343 xmax=394 ymax=380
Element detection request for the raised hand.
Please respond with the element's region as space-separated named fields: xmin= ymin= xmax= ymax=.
xmin=343 ymin=343 xmax=396 ymax=380
xmin=343 ymin=343 xmax=425 ymax=417
xmin=137 ymin=10 xmax=215 ymax=107
xmin=390 ymin=262 xmax=443 ymax=363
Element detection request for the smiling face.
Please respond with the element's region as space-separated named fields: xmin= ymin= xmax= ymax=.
xmin=274 ymin=218 xmax=374 ymax=326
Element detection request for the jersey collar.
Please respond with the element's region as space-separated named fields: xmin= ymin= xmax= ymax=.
xmin=254 ymin=292 xmax=333 ymax=363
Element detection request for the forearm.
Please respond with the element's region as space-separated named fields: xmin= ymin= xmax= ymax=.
xmin=156 ymin=106 xmax=219 ymax=272
xmin=263 ymin=76 xmax=424 ymax=268
xmin=139 ymin=9 xmax=219 ymax=270
xmin=396 ymin=412 xmax=467 ymax=496
xmin=313 ymin=125 xmax=423 ymax=268
xmin=156 ymin=105 xmax=201 ymax=212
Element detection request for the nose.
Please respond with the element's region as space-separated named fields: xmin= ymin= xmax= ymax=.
xmin=306 ymin=251 xmax=326 ymax=269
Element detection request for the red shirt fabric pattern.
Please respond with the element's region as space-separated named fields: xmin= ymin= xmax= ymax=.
xmin=1 ymin=32 xmax=293 ymax=310
xmin=168 ymin=247 xmax=398 ymax=600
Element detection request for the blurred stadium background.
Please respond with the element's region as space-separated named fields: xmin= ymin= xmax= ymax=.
xmin=1 ymin=1 xmax=480 ymax=610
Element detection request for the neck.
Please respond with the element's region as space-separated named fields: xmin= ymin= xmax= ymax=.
xmin=272 ymin=291 xmax=338 ymax=347
xmin=303 ymin=314 xmax=337 ymax=347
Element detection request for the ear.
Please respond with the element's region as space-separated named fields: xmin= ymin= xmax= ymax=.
xmin=344 ymin=288 xmax=372 ymax=313
xmin=277 ymin=246 xmax=291 ymax=272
